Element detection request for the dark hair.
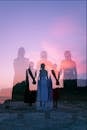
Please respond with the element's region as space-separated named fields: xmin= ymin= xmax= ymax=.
xmin=41 ymin=63 xmax=45 ymax=68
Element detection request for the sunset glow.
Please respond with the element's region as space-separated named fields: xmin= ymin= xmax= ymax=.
xmin=0 ymin=0 xmax=86 ymax=91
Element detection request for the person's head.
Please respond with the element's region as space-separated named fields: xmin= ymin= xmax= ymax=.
xmin=40 ymin=50 xmax=47 ymax=60
xmin=29 ymin=61 xmax=34 ymax=69
xmin=64 ymin=50 xmax=71 ymax=60
xmin=18 ymin=47 xmax=25 ymax=58
xmin=41 ymin=63 xmax=45 ymax=69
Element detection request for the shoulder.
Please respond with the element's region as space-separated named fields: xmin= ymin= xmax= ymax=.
xmin=60 ymin=60 xmax=65 ymax=66
xmin=45 ymin=70 xmax=48 ymax=73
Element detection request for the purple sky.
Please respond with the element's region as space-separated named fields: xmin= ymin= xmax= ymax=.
xmin=0 ymin=0 xmax=86 ymax=89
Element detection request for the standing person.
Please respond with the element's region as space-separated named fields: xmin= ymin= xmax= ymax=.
xmin=12 ymin=47 xmax=29 ymax=101
xmin=24 ymin=61 xmax=37 ymax=106
xmin=51 ymin=64 xmax=59 ymax=109
xmin=37 ymin=50 xmax=53 ymax=77
xmin=59 ymin=50 xmax=77 ymax=99
xmin=13 ymin=47 xmax=29 ymax=86
xmin=37 ymin=63 xmax=48 ymax=111
xmin=36 ymin=50 xmax=53 ymax=108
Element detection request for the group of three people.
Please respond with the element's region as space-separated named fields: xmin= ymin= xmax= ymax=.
xmin=24 ymin=51 xmax=60 ymax=110
xmin=13 ymin=47 xmax=77 ymax=110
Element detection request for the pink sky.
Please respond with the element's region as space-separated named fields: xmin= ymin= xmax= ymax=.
xmin=0 ymin=1 xmax=86 ymax=89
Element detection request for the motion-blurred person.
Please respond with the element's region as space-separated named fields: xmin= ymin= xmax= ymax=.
xmin=13 ymin=47 xmax=29 ymax=86
xmin=59 ymin=50 xmax=77 ymax=90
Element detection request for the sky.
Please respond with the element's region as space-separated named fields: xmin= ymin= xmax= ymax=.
xmin=0 ymin=0 xmax=86 ymax=89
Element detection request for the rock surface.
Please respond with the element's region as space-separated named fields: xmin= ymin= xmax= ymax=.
xmin=0 ymin=101 xmax=87 ymax=130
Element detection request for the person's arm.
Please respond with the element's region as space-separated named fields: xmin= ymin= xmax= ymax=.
xmin=51 ymin=70 xmax=59 ymax=85
xmin=51 ymin=70 xmax=57 ymax=80
xmin=58 ymin=71 xmax=60 ymax=80
xmin=28 ymin=68 xmax=36 ymax=84
xmin=25 ymin=70 xmax=29 ymax=87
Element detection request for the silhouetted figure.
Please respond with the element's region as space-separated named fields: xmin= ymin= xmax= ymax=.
xmin=37 ymin=63 xmax=49 ymax=110
xmin=13 ymin=47 xmax=29 ymax=86
xmin=37 ymin=51 xmax=53 ymax=108
xmin=59 ymin=50 xmax=77 ymax=100
xmin=51 ymin=64 xmax=59 ymax=109
xmin=24 ymin=61 xmax=37 ymax=105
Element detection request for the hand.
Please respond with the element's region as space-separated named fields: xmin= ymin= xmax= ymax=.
xmin=56 ymin=80 xmax=59 ymax=85
xmin=32 ymin=80 xmax=36 ymax=85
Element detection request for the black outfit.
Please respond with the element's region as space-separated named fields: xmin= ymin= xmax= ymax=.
xmin=24 ymin=68 xmax=36 ymax=105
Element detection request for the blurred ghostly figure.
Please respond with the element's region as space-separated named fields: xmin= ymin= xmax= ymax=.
xmin=13 ymin=47 xmax=29 ymax=86
xmin=36 ymin=51 xmax=53 ymax=109
xmin=24 ymin=61 xmax=37 ymax=105
xmin=59 ymin=50 xmax=77 ymax=90
xmin=37 ymin=50 xmax=53 ymax=76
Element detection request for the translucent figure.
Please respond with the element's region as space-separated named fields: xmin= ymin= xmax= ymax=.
xmin=13 ymin=47 xmax=29 ymax=86
xmin=59 ymin=50 xmax=77 ymax=90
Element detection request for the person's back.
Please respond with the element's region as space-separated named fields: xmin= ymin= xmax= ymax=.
xmin=40 ymin=69 xmax=47 ymax=80
xmin=37 ymin=63 xmax=48 ymax=110
xmin=39 ymin=63 xmax=48 ymax=93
